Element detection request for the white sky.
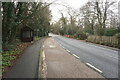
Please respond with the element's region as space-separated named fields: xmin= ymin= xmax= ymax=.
xmin=49 ymin=0 xmax=119 ymax=22
xmin=49 ymin=0 xmax=89 ymax=22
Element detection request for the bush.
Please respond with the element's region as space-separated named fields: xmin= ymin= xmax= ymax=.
xmin=104 ymin=28 xmax=120 ymax=36
xmin=75 ymin=33 xmax=87 ymax=40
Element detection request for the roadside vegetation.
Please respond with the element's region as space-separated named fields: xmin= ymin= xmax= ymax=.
xmin=2 ymin=42 xmax=32 ymax=75
xmin=1 ymin=0 xmax=119 ymax=78
xmin=2 ymin=2 xmax=51 ymax=46
xmin=51 ymin=1 xmax=119 ymax=49
xmin=1 ymin=1 xmax=52 ymax=76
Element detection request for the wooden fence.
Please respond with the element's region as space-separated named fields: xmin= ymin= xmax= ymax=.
xmin=86 ymin=35 xmax=119 ymax=48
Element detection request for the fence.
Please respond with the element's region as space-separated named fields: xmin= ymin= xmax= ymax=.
xmin=86 ymin=35 xmax=119 ymax=48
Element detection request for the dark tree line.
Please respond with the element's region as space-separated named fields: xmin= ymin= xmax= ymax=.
xmin=2 ymin=2 xmax=52 ymax=44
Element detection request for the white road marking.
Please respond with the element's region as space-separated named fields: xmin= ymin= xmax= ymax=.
xmin=42 ymin=51 xmax=45 ymax=58
xmin=72 ymin=54 xmax=80 ymax=59
xmin=66 ymin=50 xmax=71 ymax=53
xmin=86 ymin=63 xmax=103 ymax=74
xmin=43 ymin=45 xmax=45 ymax=48
xmin=49 ymin=45 xmax=55 ymax=48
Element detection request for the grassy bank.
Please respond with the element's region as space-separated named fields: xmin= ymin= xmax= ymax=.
xmin=2 ymin=39 xmax=35 ymax=76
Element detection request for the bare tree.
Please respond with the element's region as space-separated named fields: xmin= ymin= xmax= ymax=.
xmin=95 ymin=0 xmax=116 ymax=35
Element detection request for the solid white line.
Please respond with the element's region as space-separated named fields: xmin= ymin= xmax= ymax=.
xmin=86 ymin=63 xmax=103 ymax=74
xmin=72 ymin=54 xmax=80 ymax=59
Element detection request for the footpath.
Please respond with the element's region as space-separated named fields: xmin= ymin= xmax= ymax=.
xmin=4 ymin=38 xmax=46 ymax=78
xmin=43 ymin=37 xmax=104 ymax=78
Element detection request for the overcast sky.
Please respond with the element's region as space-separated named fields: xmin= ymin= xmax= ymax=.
xmin=49 ymin=0 xmax=119 ymax=23
xmin=49 ymin=0 xmax=89 ymax=22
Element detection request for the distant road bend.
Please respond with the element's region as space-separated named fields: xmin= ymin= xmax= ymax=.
xmin=53 ymin=36 xmax=118 ymax=78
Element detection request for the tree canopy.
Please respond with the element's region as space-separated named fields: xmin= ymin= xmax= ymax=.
xmin=2 ymin=2 xmax=52 ymax=44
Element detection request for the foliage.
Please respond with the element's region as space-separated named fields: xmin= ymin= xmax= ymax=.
xmin=52 ymin=1 xmax=118 ymax=38
xmin=74 ymin=29 xmax=87 ymax=40
xmin=2 ymin=42 xmax=32 ymax=74
xmin=2 ymin=2 xmax=51 ymax=44
xmin=104 ymin=28 xmax=120 ymax=36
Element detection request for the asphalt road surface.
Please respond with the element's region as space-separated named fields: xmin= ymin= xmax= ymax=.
xmin=53 ymin=36 xmax=118 ymax=78
xmin=5 ymin=38 xmax=46 ymax=78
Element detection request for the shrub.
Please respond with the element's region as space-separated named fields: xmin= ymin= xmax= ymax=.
xmin=104 ymin=28 xmax=120 ymax=36
xmin=74 ymin=33 xmax=87 ymax=40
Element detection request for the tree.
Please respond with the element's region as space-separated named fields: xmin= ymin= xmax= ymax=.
xmin=2 ymin=1 xmax=52 ymax=44
xmin=95 ymin=0 xmax=116 ymax=36
xmin=79 ymin=2 xmax=97 ymax=35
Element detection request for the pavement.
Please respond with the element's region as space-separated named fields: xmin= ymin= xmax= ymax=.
xmin=53 ymin=36 xmax=118 ymax=78
xmin=4 ymin=38 xmax=46 ymax=78
xmin=0 ymin=37 xmax=2 ymax=53
xmin=0 ymin=37 xmax=1 ymax=79
xmin=43 ymin=37 xmax=104 ymax=78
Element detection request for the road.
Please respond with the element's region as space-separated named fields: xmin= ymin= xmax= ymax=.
xmin=53 ymin=35 xmax=118 ymax=78
xmin=44 ymin=38 xmax=103 ymax=78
